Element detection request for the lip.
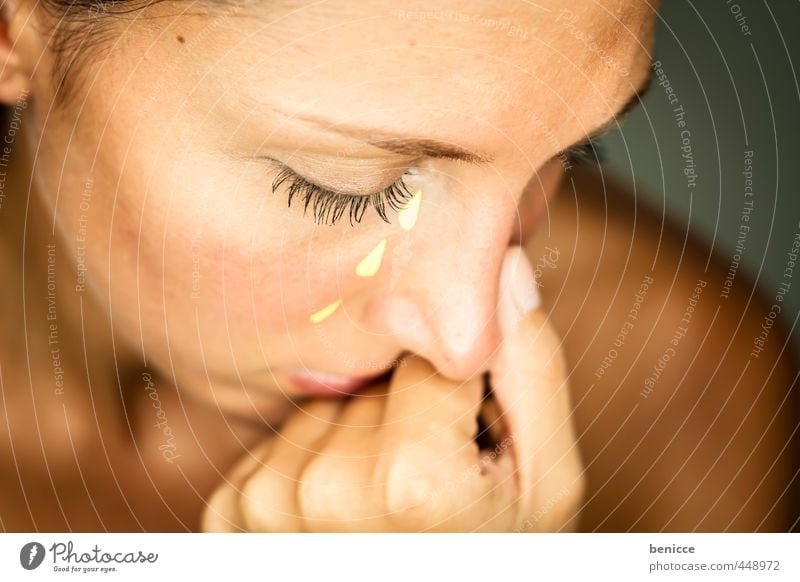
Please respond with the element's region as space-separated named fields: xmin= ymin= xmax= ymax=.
xmin=285 ymin=368 xmax=391 ymax=397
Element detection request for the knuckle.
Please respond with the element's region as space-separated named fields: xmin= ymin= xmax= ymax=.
xmin=201 ymin=485 xmax=240 ymax=532
xmin=382 ymin=450 xmax=454 ymax=529
xmin=296 ymin=451 xmax=377 ymax=529
xmin=295 ymin=452 xmax=334 ymax=512
xmin=238 ymin=467 xmax=277 ymax=530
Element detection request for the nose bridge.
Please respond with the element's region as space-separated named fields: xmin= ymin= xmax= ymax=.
xmin=372 ymin=212 xmax=508 ymax=382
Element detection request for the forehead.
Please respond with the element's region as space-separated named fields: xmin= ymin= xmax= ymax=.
xmin=151 ymin=0 xmax=655 ymax=155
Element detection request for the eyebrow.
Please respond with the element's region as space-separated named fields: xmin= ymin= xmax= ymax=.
xmin=285 ymin=110 xmax=492 ymax=164
xmin=284 ymin=66 xmax=653 ymax=165
xmin=366 ymin=138 xmax=490 ymax=164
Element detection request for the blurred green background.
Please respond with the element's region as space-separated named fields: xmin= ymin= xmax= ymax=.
xmin=600 ymin=1 xmax=799 ymax=361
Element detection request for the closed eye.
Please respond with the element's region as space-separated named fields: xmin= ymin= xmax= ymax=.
xmin=271 ymin=165 xmax=416 ymax=227
xmin=563 ymin=136 xmax=604 ymax=166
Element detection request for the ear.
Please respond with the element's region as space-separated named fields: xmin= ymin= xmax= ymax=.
xmin=0 ymin=0 xmax=38 ymax=104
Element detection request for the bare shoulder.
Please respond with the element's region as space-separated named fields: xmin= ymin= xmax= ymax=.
xmin=527 ymin=165 xmax=799 ymax=532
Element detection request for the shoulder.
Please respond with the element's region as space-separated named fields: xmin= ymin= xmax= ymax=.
xmin=528 ymin=164 xmax=799 ymax=531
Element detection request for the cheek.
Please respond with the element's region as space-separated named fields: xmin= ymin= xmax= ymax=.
xmin=169 ymin=220 xmax=393 ymax=372
xmin=196 ymin=167 xmax=402 ymax=330
xmin=145 ymin=158 xmax=386 ymax=348
xmin=243 ymin=227 xmax=387 ymax=331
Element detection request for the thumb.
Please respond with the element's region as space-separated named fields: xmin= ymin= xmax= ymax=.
xmin=490 ymin=246 xmax=582 ymax=528
xmin=496 ymin=245 xmax=541 ymax=334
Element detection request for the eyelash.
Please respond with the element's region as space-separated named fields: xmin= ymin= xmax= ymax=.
xmin=564 ymin=137 xmax=604 ymax=166
xmin=271 ymin=166 xmax=416 ymax=227
xmin=272 ymin=139 xmax=601 ymax=227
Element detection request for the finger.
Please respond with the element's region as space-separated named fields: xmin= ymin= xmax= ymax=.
xmin=239 ymin=398 xmax=343 ymax=531
xmin=383 ymin=354 xmax=483 ymax=447
xmin=201 ymin=438 xmax=274 ymax=532
xmin=490 ymin=245 xmax=583 ymax=528
xmin=298 ymin=386 xmax=389 ymax=531
xmin=376 ymin=355 xmax=515 ymax=531
xmin=382 ymin=355 xmax=486 ymax=510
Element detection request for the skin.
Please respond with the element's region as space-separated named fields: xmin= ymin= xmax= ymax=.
xmin=203 ymin=248 xmax=584 ymax=532
xmin=0 ymin=0 xmax=796 ymax=531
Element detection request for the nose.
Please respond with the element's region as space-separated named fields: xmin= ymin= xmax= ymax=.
xmin=365 ymin=208 xmax=510 ymax=383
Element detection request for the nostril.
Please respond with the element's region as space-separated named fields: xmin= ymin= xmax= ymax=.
xmin=474 ymin=372 xmax=510 ymax=455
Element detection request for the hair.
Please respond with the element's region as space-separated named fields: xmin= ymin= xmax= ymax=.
xmin=26 ymin=0 xmax=170 ymax=105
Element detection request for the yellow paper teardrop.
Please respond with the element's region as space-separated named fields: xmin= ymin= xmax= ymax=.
xmin=398 ymin=190 xmax=423 ymax=231
xmin=309 ymin=299 xmax=341 ymax=323
xmin=355 ymin=239 xmax=387 ymax=277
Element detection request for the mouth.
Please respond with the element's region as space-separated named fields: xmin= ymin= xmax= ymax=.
xmin=285 ymin=367 xmax=394 ymax=397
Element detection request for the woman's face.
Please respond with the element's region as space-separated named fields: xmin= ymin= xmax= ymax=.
xmin=22 ymin=0 xmax=654 ymax=414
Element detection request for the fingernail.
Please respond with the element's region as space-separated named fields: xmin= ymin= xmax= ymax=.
xmin=498 ymin=246 xmax=541 ymax=332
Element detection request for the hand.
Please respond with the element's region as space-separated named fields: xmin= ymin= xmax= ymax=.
xmin=201 ymin=246 xmax=585 ymax=532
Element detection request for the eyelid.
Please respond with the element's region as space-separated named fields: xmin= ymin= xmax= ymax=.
xmin=271 ymin=164 xmax=370 ymax=199
xmin=264 ymin=154 xmax=411 ymax=194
